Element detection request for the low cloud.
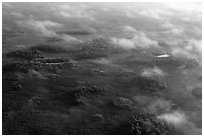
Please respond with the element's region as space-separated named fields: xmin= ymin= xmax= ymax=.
xmin=170 ymin=39 xmax=202 ymax=60
xmin=11 ymin=12 xmax=25 ymax=18
xmin=16 ymin=19 xmax=80 ymax=43
xmin=111 ymin=37 xmax=135 ymax=49
xmin=147 ymin=98 xmax=173 ymax=114
xmin=124 ymin=10 xmax=136 ymax=18
xmin=101 ymin=7 xmax=110 ymax=12
xmin=122 ymin=25 xmax=137 ymax=32
xmin=111 ymin=31 xmax=159 ymax=49
xmin=135 ymin=6 xmax=173 ymax=20
xmin=157 ymin=111 xmax=201 ymax=134
xmin=57 ymin=4 xmax=95 ymax=20
xmin=16 ymin=19 xmax=63 ymax=37
xmin=122 ymin=5 xmax=168 ymax=19
xmin=138 ymin=9 xmax=161 ymax=19
xmin=3 ymin=3 xmax=12 ymax=8
xmin=93 ymin=58 xmax=112 ymax=65
xmin=158 ymin=111 xmax=186 ymax=125
xmin=134 ymin=94 xmax=201 ymax=134
xmin=141 ymin=66 xmax=167 ymax=77
xmin=165 ymin=3 xmax=201 ymax=13
xmin=40 ymin=20 xmax=64 ymax=28
xmin=60 ymin=34 xmax=81 ymax=42
xmin=133 ymin=96 xmax=173 ymax=114
xmin=162 ymin=21 xmax=183 ymax=35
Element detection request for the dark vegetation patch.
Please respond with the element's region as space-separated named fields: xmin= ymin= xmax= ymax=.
xmin=3 ymin=108 xmax=170 ymax=135
xmin=153 ymin=57 xmax=200 ymax=68
xmin=2 ymin=28 xmax=24 ymax=38
xmin=31 ymin=59 xmax=77 ymax=74
xmin=127 ymin=76 xmax=167 ymax=93
xmin=29 ymin=44 xmax=67 ymax=53
xmin=111 ymin=113 xmax=170 ymax=135
xmin=6 ymin=50 xmax=44 ymax=60
xmin=61 ymin=117 xmax=106 ymax=135
xmin=111 ymin=97 xmax=134 ymax=110
xmin=2 ymin=49 xmax=77 ymax=113
xmin=191 ymin=87 xmax=202 ymax=99
xmin=153 ymin=57 xmax=184 ymax=66
xmin=31 ymin=62 xmax=63 ymax=74
xmin=4 ymin=48 xmax=76 ymax=74
xmin=3 ymin=91 xmax=30 ymax=112
xmin=46 ymin=37 xmax=62 ymax=42
xmin=72 ymin=85 xmax=106 ymax=104
xmin=35 ymin=57 xmax=70 ymax=63
xmin=2 ymin=68 xmax=41 ymax=112
xmin=51 ymin=85 xmax=106 ymax=107
xmin=3 ymin=109 xmax=39 ymax=135
xmin=76 ymin=38 xmax=111 ymax=60
xmin=2 ymin=63 xmax=31 ymax=112
xmin=2 ymin=59 xmax=66 ymax=75
xmin=3 ymin=109 xmax=69 ymax=135
xmin=3 ymin=62 xmax=30 ymax=73
xmin=184 ymin=59 xmax=200 ymax=69
xmin=58 ymin=30 xmax=93 ymax=35
xmin=2 ymin=75 xmax=37 ymax=112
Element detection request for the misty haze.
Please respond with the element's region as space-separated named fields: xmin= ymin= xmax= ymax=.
xmin=2 ymin=2 xmax=202 ymax=135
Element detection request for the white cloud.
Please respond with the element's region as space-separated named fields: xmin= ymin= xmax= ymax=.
xmin=133 ymin=95 xmax=174 ymax=114
xmin=162 ymin=22 xmax=174 ymax=28
xmin=122 ymin=4 xmax=165 ymax=19
xmin=93 ymin=58 xmax=112 ymax=65
xmin=164 ymin=3 xmax=201 ymax=13
xmin=102 ymin=7 xmax=110 ymax=12
xmin=123 ymin=3 xmax=201 ymax=25
xmin=41 ymin=20 xmax=63 ymax=28
xmin=16 ymin=19 xmax=58 ymax=37
xmin=135 ymin=7 xmax=173 ymax=20
xmin=170 ymin=39 xmax=201 ymax=60
xmin=157 ymin=111 xmax=186 ymax=125
xmin=164 ymin=3 xmax=201 ymax=23
xmin=191 ymin=26 xmax=202 ymax=37
xmin=122 ymin=25 xmax=137 ymax=32
xmin=157 ymin=110 xmax=202 ymax=134
xmin=3 ymin=3 xmax=12 ymax=8
xmin=147 ymin=98 xmax=173 ymax=114
xmin=60 ymin=11 xmax=72 ymax=17
xmin=111 ymin=37 xmax=135 ymax=49
xmin=186 ymin=39 xmax=202 ymax=53
xmin=170 ymin=28 xmax=183 ymax=35
xmin=111 ymin=31 xmax=158 ymax=49
xmin=141 ymin=66 xmax=167 ymax=77
xmin=172 ymin=49 xmax=191 ymax=59
xmin=16 ymin=19 xmax=80 ymax=43
xmin=11 ymin=12 xmax=24 ymax=18
xmin=139 ymin=9 xmax=161 ymax=19
xmin=58 ymin=4 xmax=95 ymax=20
xmin=124 ymin=10 xmax=136 ymax=18
xmin=60 ymin=34 xmax=81 ymax=43
xmin=162 ymin=21 xmax=183 ymax=35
